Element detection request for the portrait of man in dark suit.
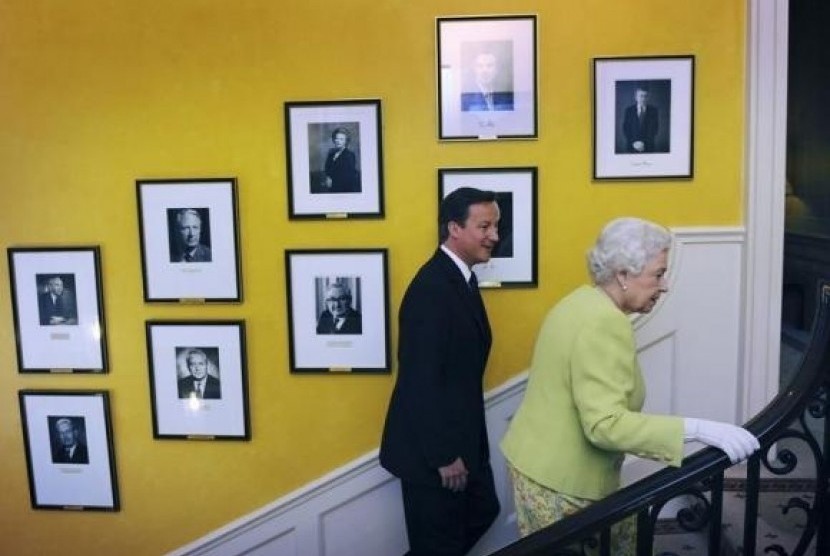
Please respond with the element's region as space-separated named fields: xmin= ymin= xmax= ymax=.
xmin=315 ymin=279 xmax=362 ymax=335
xmin=616 ymin=79 xmax=671 ymax=154
xmin=308 ymin=123 xmax=362 ymax=194
xmin=36 ymin=274 xmax=78 ymax=326
xmin=176 ymin=348 xmax=221 ymax=399
xmin=460 ymin=41 xmax=515 ymax=112
xmin=380 ymin=187 xmax=501 ymax=555
xmin=492 ymin=191 xmax=514 ymax=258
xmin=49 ymin=416 xmax=89 ymax=465
xmin=168 ymin=208 xmax=212 ymax=263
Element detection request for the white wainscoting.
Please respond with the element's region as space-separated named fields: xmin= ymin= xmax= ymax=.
xmin=169 ymin=227 xmax=746 ymax=556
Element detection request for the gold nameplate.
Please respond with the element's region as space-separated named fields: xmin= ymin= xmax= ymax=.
xmin=62 ymin=505 xmax=85 ymax=511
xmin=179 ymin=298 xmax=206 ymax=305
xmin=186 ymin=434 xmax=215 ymax=440
xmin=330 ymin=367 xmax=352 ymax=373
xmin=325 ymin=212 xmax=349 ymax=219
xmin=478 ymin=281 xmax=502 ymax=288
xmin=50 ymin=368 xmax=73 ymax=373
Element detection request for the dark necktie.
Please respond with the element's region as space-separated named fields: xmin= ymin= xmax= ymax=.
xmin=468 ymin=273 xmax=491 ymax=341
xmin=469 ymin=273 xmax=485 ymax=316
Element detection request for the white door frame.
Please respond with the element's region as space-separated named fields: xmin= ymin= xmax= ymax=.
xmin=742 ymin=0 xmax=789 ymax=420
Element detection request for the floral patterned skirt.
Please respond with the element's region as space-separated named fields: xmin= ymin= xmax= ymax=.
xmin=507 ymin=463 xmax=635 ymax=555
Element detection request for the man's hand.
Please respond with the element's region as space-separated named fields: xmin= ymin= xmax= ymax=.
xmin=438 ymin=457 xmax=468 ymax=492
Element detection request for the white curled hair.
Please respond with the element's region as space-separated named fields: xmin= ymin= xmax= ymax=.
xmin=587 ymin=217 xmax=671 ymax=285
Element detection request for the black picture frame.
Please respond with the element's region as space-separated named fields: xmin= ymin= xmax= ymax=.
xmin=593 ymin=55 xmax=695 ymax=180
xmin=136 ymin=178 xmax=242 ymax=302
xmin=436 ymin=15 xmax=538 ymax=141
xmin=145 ymin=320 xmax=250 ymax=440
xmin=284 ymin=99 xmax=384 ymax=219
xmin=285 ymin=249 xmax=390 ymax=373
xmin=438 ymin=167 xmax=538 ymax=287
xmin=7 ymin=247 xmax=108 ymax=373
xmin=18 ymin=390 xmax=119 ymax=511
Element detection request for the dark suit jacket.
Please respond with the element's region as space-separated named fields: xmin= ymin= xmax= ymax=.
xmin=316 ymin=308 xmax=362 ymax=334
xmin=177 ymin=375 xmax=222 ymax=399
xmin=37 ymin=290 xmax=77 ymax=325
xmin=460 ymin=91 xmax=514 ymax=112
xmin=173 ymin=243 xmax=212 ymax=263
xmin=52 ymin=442 xmax=89 ymax=464
xmin=622 ymin=103 xmax=659 ymax=152
xmin=380 ymin=249 xmax=492 ymax=486
xmin=324 ymin=148 xmax=360 ymax=193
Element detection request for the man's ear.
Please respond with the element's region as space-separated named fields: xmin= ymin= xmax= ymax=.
xmin=447 ymin=220 xmax=462 ymax=238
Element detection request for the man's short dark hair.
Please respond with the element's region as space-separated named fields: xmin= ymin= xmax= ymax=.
xmin=439 ymin=187 xmax=497 ymax=243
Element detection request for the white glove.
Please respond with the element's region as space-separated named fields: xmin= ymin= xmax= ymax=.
xmin=683 ymin=418 xmax=760 ymax=464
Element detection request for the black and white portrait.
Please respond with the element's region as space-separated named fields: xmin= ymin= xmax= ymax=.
xmin=460 ymin=40 xmax=515 ymax=112
xmin=308 ymin=122 xmax=362 ymax=194
xmin=493 ymin=191 xmax=514 ymax=258
xmin=167 ymin=208 xmax=212 ymax=263
xmin=175 ymin=347 xmax=221 ymax=399
xmin=48 ymin=415 xmax=89 ymax=465
xmin=35 ymin=273 xmax=79 ymax=326
xmin=314 ymin=277 xmax=363 ymax=335
xmin=615 ymin=79 xmax=671 ymax=154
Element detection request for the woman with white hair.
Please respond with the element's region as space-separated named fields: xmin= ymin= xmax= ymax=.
xmin=500 ymin=217 xmax=760 ymax=552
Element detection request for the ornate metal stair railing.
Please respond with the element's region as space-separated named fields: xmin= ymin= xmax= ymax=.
xmin=490 ymin=283 xmax=830 ymax=556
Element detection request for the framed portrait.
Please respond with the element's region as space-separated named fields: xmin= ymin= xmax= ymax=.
xmin=439 ymin=168 xmax=537 ymax=287
xmin=284 ymin=99 xmax=384 ymax=219
xmin=136 ymin=178 xmax=242 ymax=302
xmin=285 ymin=249 xmax=390 ymax=373
xmin=593 ymin=55 xmax=695 ymax=179
xmin=7 ymin=247 xmax=108 ymax=373
xmin=18 ymin=390 xmax=119 ymax=511
xmin=145 ymin=321 xmax=250 ymax=439
xmin=436 ymin=15 xmax=538 ymax=141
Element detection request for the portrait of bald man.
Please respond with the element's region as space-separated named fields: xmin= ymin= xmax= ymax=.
xmin=168 ymin=208 xmax=212 ymax=263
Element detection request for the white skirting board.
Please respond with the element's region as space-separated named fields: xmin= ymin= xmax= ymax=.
xmin=169 ymin=227 xmax=748 ymax=556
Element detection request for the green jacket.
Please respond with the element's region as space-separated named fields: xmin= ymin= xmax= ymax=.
xmin=500 ymin=285 xmax=684 ymax=500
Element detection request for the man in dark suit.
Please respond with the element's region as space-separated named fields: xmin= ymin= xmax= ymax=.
xmin=622 ymin=85 xmax=659 ymax=153
xmin=316 ymin=283 xmax=362 ymax=334
xmin=380 ymin=187 xmax=501 ymax=556
xmin=460 ymin=52 xmax=514 ymax=112
xmin=177 ymin=349 xmax=221 ymax=399
xmin=171 ymin=208 xmax=212 ymax=263
xmin=37 ymin=275 xmax=78 ymax=326
xmin=51 ymin=417 xmax=89 ymax=464
xmin=323 ymin=127 xmax=360 ymax=193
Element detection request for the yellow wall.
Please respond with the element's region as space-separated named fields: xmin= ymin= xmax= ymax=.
xmin=0 ymin=1 xmax=745 ymax=554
